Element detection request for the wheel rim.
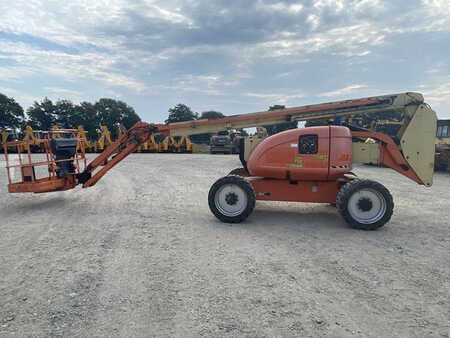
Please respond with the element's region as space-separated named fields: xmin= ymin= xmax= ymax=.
xmin=347 ymin=188 xmax=387 ymax=224
xmin=214 ymin=184 xmax=248 ymax=217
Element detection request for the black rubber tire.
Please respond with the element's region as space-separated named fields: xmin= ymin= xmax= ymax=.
xmin=208 ymin=175 xmax=256 ymax=223
xmin=336 ymin=179 xmax=394 ymax=230
xmin=329 ymin=172 xmax=357 ymax=207
xmin=227 ymin=167 xmax=250 ymax=177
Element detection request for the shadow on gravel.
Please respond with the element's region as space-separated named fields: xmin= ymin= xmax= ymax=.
xmin=209 ymin=208 xmax=349 ymax=232
xmin=252 ymin=210 xmax=347 ymax=229
xmin=4 ymin=196 xmax=68 ymax=212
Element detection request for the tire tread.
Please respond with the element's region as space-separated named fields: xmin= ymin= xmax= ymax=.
xmin=208 ymin=175 xmax=255 ymax=223
xmin=336 ymin=179 xmax=394 ymax=230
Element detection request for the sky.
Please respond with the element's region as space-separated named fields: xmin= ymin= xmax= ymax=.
xmin=0 ymin=0 xmax=449 ymax=122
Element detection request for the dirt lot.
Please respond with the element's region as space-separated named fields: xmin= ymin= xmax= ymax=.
xmin=0 ymin=154 xmax=449 ymax=337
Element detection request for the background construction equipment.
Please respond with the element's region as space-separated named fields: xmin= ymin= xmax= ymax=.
xmin=435 ymin=119 xmax=450 ymax=172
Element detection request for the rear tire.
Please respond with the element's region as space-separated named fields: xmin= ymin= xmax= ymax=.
xmin=208 ymin=175 xmax=255 ymax=223
xmin=337 ymin=179 xmax=393 ymax=230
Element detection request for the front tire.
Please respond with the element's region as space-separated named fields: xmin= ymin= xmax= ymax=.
xmin=208 ymin=175 xmax=255 ymax=223
xmin=337 ymin=179 xmax=393 ymax=230
xmin=228 ymin=167 xmax=250 ymax=177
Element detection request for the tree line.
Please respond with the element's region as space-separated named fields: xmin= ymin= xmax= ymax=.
xmin=0 ymin=93 xmax=140 ymax=141
xmin=1 ymin=92 xmax=298 ymax=143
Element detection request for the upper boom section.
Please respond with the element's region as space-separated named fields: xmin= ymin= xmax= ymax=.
xmin=156 ymin=92 xmax=426 ymax=137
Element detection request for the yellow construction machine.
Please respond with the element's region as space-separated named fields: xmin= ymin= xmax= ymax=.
xmin=1 ymin=129 xmax=11 ymax=153
xmin=1 ymin=129 xmax=9 ymax=145
xmin=77 ymin=125 xmax=91 ymax=152
xmin=176 ymin=136 xmax=194 ymax=153
xmin=93 ymin=126 xmax=113 ymax=152
xmin=148 ymin=135 xmax=159 ymax=152
xmin=18 ymin=126 xmax=40 ymax=153
xmin=159 ymin=136 xmax=178 ymax=152
xmin=51 ymin=125 xmax=63 ymax=138
xmin=435 ymin=119 xmax=450 ymax=172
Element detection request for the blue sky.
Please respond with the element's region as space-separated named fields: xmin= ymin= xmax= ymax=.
xmin=0 ymin=0 xmax=449 ymax=122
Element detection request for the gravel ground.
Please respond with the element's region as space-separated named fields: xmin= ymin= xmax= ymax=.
xmin=0 ymin=153 xmax=449 ymax=337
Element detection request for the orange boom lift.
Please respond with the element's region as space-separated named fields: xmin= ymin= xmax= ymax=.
xmin=3 ymin=93 xmax=437 ymax=230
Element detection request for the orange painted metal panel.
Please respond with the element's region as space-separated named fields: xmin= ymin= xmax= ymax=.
xmin=4 ymin=128 xmax=86 ymax=193
xmin=248 ymin=177 xmax=342 ymax=203
xmin=247 ymin=126 xmax=340 ymax=180
xmin=8 ymin=176 xmax=77 ymax=193
xmin=329 ymin=126 xmax=353 ymax=179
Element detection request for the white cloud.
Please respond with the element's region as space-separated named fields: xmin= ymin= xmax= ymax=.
xmin=253 ymin=23 xmax=386 ymax=59
xmin=258 ymin=2 xmax=303 ymax=14
xmin=306 ymin=14 xmax=320 ymax=31
xmin=244 ymin=91 xmax=305 ymax=105
xmin=313 ymin=0 xmax=345 ymax=12
xmin=422 ymin=0 xmax=450 ymax=13
xmin=44 ymin=87 xmax=82 ymax=98
xmin=151 ymin=74 xmax=230 ymax=96
xmin=0 ymin=40 xmax=147 ymax=92
xmin=148 ymin=4 xmax=193 ymax=24
xmin=421 ymin=79 xmax=450 ymax=118
xmin=0 ymin=87 xmax=40 ymax=108
xmin=318 ymin=85 xmax=368 ymax=98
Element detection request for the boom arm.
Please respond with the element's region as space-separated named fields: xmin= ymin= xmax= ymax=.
xmin=79 ymin=122 xmax=155 ymax=188
xmin=156 ymin=93 xmax=426 ymax=138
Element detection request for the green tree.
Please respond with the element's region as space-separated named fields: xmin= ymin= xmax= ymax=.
xmin=0 ymin=93 xmax=24 ymax=130
xmin=26 ymin=97 xmax=141 ymax=142
xmin=264 ymin=105 xmax=298 ymax=136
xmin=165 ymin=104 xmax=198 ymax=124
xmin=95 ymin=98 xmax=141 ymax=139
xmin=54 ymin=100 xmax=77 ymax=128
xmin=70 ymin=102 xmax=98 ymax=140
xmin=199 ymin=111 xmax=225 ymax=120
xmin=27 ymin=98 xmax=57 ymax=131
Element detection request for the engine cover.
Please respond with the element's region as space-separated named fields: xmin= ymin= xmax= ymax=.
xmin=247 ymin=126 xmax=352 ymax=180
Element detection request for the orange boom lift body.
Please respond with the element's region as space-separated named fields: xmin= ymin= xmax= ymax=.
xmin=3 ymin=93 xmax=437 ymax=229
xmin=243 ymin=125 xmax=422 ymax=204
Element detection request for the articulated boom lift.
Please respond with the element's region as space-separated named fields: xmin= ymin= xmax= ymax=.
xmin=3 ymin=92 xmax=437 ymax=230
xmin=4 ymin=122 xmax=155 ymax=193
